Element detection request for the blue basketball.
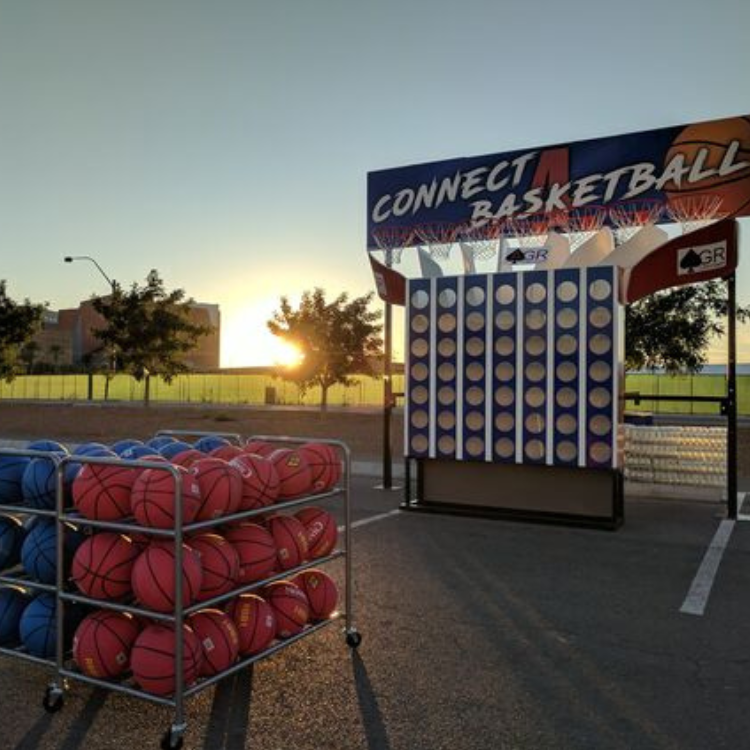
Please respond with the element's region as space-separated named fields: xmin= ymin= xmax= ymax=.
xmin=194 ymin=436 xmax=231 ymax=453
xmin=26 ymin=439 xmax=68 ymax=454
xmin=22 ymin=458 xmax=58 ymax=509
xmin=147 ymin=436 xmax=176 ymax=451
xmin=0 ymin=586 xmax=31 ymax=645
xmin=121 ymin=444 xmax=158 ymax=460
xmin=21 ymin=519 xmax=84 ymax=584
xmin=0 ymin=456 xmax=30 ymax=504
xmin=111 ymin=439 xmax=144 ymax=456
xmin=19 ymin=593 xmax=56 ymax=657
xmin=158 ymin=441 xmax=193 ymax=460
xmin=0 ymin=515 xmax=25 ymax=570
xmin=72 ymin=442 xmax=109 ymax=456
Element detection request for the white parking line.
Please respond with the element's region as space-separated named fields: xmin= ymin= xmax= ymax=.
xmin=337 ymin=509 xmax=401 ymax=532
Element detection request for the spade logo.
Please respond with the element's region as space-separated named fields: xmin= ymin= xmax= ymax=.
xmin=679 ymin=249 xmax=701 ymax=272
xmin=677 ymin=242 xmax=727 ymax=277
xmin=506 ymin=249 xmax=526 ymax=263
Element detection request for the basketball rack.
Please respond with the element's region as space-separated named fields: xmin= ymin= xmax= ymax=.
xmin=0 ymin=434 xmax=358 ymax=750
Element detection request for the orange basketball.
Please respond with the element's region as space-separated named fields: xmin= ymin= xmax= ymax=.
xmin=210 ymin=445 xmax=245 ymax=462
xmin=663 ymin=116 xmax=750 ymax=217
xmin=225 ymin=593 xmax=276 ymax=655
xmin=72 ymin=610 xmax=140 ymax=679
xmin=267 ymin=514 xmax=309 ymax=570
xmin=269 ymin=448 xmax=312 ymax=499
xmin=264 ymin=581 xmax=309 ymax=638
xmin=188 ymin=533 xmax=240 ymax=602
xmin=299 ymin=442 xmax=336 ymax=492
xmin=72 ymin=463 xmax=138 ymax=521
xmin=224 ymin=522 xmax=277 ymax=583
xmin=230 ymin=454 xmax=280 ymax=510
xmin=130 ymin=466 xmax=202 ymax=529
xmin=170 ymin=449 xmax=205 ymax=468
xmin=71 ymin=532 xmax=140 ymax=601
xmin=243 ymin=440 xmax=276 ymax=457
xmin=188 ymin=609 xmax=239 ymax=676
xmin=190 ymin=458 xmax=242 ymax=520
xmin=293 ymin=569 xmax=338 ymax=620
xmin=295 ymin=506 xmax=338 ymax=558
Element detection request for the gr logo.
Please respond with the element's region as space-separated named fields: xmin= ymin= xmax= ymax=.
xmin=505 ymin=247 xmax=548 ymax=265
xmin=677 ymin=241 xmax=727 ymax=276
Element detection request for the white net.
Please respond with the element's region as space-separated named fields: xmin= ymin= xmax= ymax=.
xmin=666 ymin=194 xmax=725 ymax=234
xmin=414 ymin=223 xmax=458 ymax=260
xmin=505 ymin=213 xmax=553 ymax=249
xmin=457 ymin=221 xmax=501 ymax=262
xmin=609 ymin=199 xmax=664 ymax=244
xmin=562 ymin=205 xmax=607 ymax=250
xmin=372 ymin=226 xmax=412 ymax=265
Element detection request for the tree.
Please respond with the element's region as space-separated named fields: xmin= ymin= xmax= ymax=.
xmin=19 ymin=341 xmax=40 ymax=374
xmin=92 ymin=270 xmax=213 ymax=405
xmin=0 ymin=281 xmax=45 ymax=382
xmin=626 ymin=279 xmax=750 ymax=373
xmin=267 ymin=288 xmax=383 ymax=410
xmin=48 ymin=344 xmax=62 ymax=373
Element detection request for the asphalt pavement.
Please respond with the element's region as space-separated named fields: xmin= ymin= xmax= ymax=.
xmin=1 ymin=477 xmax=749 ymax=750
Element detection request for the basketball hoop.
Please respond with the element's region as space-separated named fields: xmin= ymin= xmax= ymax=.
xmin=505 ymin=212 xmax=553 ymax=249
xmin=372 ymin=225 xmax=412 ymax=266
xmin=414 ymin=222 xmax=459 ymax=260
xmin=457 ymin=221 xmax=502 ymax=261
xmin=609 ymin=198 xmax=664 ymax=244
xmin=561 ymin=205 xmax=607 ymax=250
xmin=666 ymin=193 xmax=726 ymax=234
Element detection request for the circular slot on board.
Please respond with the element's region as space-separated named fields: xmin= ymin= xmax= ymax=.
xmin=525 ymin=439 xmax=545 ymax=460
xmin=438 ymin=411 xmax=456 ymax=430
xmin=525 ymin=309 xmax=546 ymax=330
xmin=589 ymin=333 xmax=612 ymax=356
xmin=496 ymin=284 xmax=515 ymax=305
xmin=411 ymin=362 xmax=429 ymax=382
xmin=438 ymin=338 xmax=456 ymax=357
xmin=495 ymin=386 xmax=514 ymax=407
xmin=526 ymin=283 xmax=547 ymax=304
xmin=556 ymin=334 xmax=577 ymax=356
xmin=466 ymin=386 xmax=484 ymax=406
xmin=438 ymin=313 xmax=457 ymax=333
xmin=590 ymin=414 xmax=612 ymax=436
xmin=525 ymin=361 xmax=545 ymax=383
xmin=466 ymin=336 xmax=485 ymax=356
xmin=590 ymin=442 xmax=612 ymax=463
xmin=590 ymin=279 xmax=612 ymax=301
xmin=411 ymin=435 xmax=429 ymax=452
xmin=411 ymin=314 xmax=429 ymax=334
xmin=525 ymin=387 xmax=545 ymax=408
xmin=438 ymin=362 xmax=456 ymax=381
xmin=411 ymin=410 xmax=429 ymax=429
xmin=466 ymin=362 xmax=485 ymax=382
xmin=465 ymin=437 xmax=484 ymax=456
xmin=466 ymin=411 xmax=485 ymax=431
xmin=525 ymin=413 xmax=545 ymax=434
xmin=557 ymin=281 xmax=578 ymax=303
xmin=589 ymin=361 xmax=611 ymax=382
xmin=556 ymin=441 xmax=577 ymax=462
xmin=438 ymin=386 xmax=456 ymax=405
xmin=496 ymin=310 xmax=515 ymax=330
xmin=556 ymin=308 xmax=578 ymax=329
xmin=556 ymin=387 xmax=577 ymax=408
xmin=589 ymin=306 xmax=612 ymax=328
xmin=411 ymin=338 xmax=429 ymax=357
xmin=589 ymin=387 xmax=612 ymax=409
xmin=412 ymin=385 xmax=429 ymax=405
xmin=495 ymin=361 xmax=515 ymax=381
xmin=556 ymin=361 xmax=577 ymax=383
xmin=466 ymin=286 xmax=485 ymax=306
xmin=496 ymin=336 xmax=515 ymax=356
xmin=525 ymin=336 xmax=546 ymax=357
xmin=466 ymin=311 xmax=486 ymax=332
xmin=556 ymin=413 xmax=577 ymax=435
xmin=438 ymin=435 xmax=456 ymax=453
xmin=438 ymin=288 xmax=457 ymax=308
xmin=411 ymin=290 xmax=429 ymax=309
xmin=495 ymin=413 xmax=514 ymax=432
xmin=495 ymin=437 xmax=515 ymax=458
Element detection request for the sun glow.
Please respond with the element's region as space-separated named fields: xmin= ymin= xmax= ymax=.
xmin=270 ymin=338 xmax=304 ymax=368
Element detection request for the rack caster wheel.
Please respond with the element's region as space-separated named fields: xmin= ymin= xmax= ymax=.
xmin=160 ymin=729 xmax=184 ymax=750
xmin=346 ymin=630 xmax=362 ymax=649
xmin=43 ymin=686 xmax=64 ymax=714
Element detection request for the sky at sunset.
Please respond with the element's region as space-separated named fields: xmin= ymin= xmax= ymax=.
xmin=1 ymin=0 xmax=749 ymax=367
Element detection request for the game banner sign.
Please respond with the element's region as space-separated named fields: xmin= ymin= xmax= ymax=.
xmin=367 ymin=114 xmax=750 ymax=249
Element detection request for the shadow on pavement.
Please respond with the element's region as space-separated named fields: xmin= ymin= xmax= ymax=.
xmin=58 ymin=689 xmax=109 ymax=750
xmin=11 ymin=711 xmax=55 ymax=750
xmin=203 ymin=667 xmax=254 ymax=750
xmin=352 ymin=651 xmax=391 ymax=750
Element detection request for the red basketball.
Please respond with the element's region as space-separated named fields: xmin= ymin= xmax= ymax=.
xmin=191 ymin=458 xmax=242 ymax=520
xmin=243 ymin=440 xmax=276 ymax=457
xmin=210 ymin=445 xmax=245 ymax=462
xmin=224 ymin=523 xmax=276 ymax=583
xmin=131 ymin=466 xmax=202 ymax=529
xmin=267 ymin=515 xmax=309 ymax=570
xmin=269 ymin=449 xmax=312 ymax=499
xmin=72 ymin=463 xmax=138 ymax=520
xmin=171 ymin=449 xmax=205 ymax=468
xmin=295 ymin=507 xmax=338 ymax=558
xmin=293 ymin=569 xmax=338 ymax=620
xmin=71 ymin=532 xmax=140 ymax=600
xmin=229 ymin=454 xmax=279 ymax=510
xmin=299 ymin=442 xmax=337 ymax=492
xmin=264 ymin=581 xmax=309 ymax=638
xmin=189 ymin=533 xmax=240 ymax=602
xmin=73 ymin=610 xmax=140 ymax=679
xmin=131 ymin=541 xmax=203 ymax=613
xmin=188 ymin=609 xmax=240 ymax=676
xmin=130 ymin=624 xmax=203 ymax=695
xmin=226 ymin=594 xmax=276 ymax=655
